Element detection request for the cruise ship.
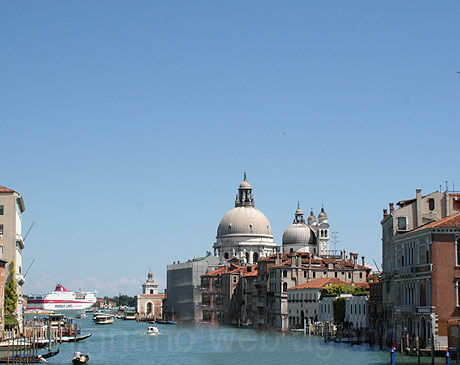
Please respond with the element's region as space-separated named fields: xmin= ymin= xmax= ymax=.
xmin=26 ymin=284 xmax=97 ymax=311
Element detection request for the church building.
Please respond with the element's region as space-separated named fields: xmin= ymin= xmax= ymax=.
xmin=213 ymin=174 xmax=278 ymax=264
xmin=136 ymin=271 xmax=166 ymax=321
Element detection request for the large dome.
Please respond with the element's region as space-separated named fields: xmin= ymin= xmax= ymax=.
xmin=217 ymin=206 xmax=273 ymax=238
xmin=282 ymin=223 xmax=315 ymax=246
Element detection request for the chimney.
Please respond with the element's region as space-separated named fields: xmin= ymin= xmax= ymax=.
xmin=389 ymin=203 xmax=394 ymax=213
xmin=383 ymin=209 xmax=388 ymax=218
xmin=349 ymin=252 xmax=353 ymax=261
xmin=353 ymin=253 xmax=358 ymax=268
xmin=343 ymin=249 xmax=346 ymax=260
xmin=361 ymin=256 xmax=365 ymax=266
xmin=416 ymin=188 xmax=422 ymax=227
xmin=308 ymin=253 xmax=312 ymax=267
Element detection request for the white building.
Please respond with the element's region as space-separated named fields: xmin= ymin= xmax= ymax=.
xmin=318 ymin=293 xmax=353 ymax=324
xmin=345 ymin=295 xmax=368 ymax=329
xmin=213 ymin=174 xmax=278 ymax=264
xmin=288 ymin=277 xmax=346 ymax=328
xmin=137 ymin=272 xmax=165 ymax=320
xmin=282 ymin=203 xmax=330 ymax=257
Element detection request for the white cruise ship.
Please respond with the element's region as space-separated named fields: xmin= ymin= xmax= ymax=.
xmin=26 ymin=284 xmax=97 ymax=311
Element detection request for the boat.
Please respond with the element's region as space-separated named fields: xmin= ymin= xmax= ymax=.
xmin=94 ymin=314 xmax=114 ymax=324
xmin=123 ymin=311 xmax=136 ymax=320
xmin=147 ymin=326 xmax=159 ymax=335
xmin=61 ymin=333 xmax=92 ymax=342
xmin=76 ymin=311 xmax=87 ymax=319
xmin=72 ymin=351 xmax=89 ymax=364
xmin=0 ymin=348 xmax=59 ymax=363
xmin=26 ymin=284 xmax=97 ymax=311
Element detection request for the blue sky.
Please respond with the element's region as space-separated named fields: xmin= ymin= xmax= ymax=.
xmin=1 ymin=1 xmax=459 ymax=296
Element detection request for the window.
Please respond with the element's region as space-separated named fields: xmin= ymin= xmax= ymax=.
xmin=232 ymin=276 xmax=237 ymax=284
xmin=359 ymin=272 xmax=363 ymax=279
xmin=428 ymin=198 xmax=435 ymax=211
xmin=0 ymin=205 xmax=3 ymax=215
xmin=313 ymin=271 xmax=316 ymax=278
xmin=335 ymin=272 xmax=338 ymax=278
xmin=224 ymin=252 xmax=229 ymax=260
xmin=283 ymin=270 xmax=287 ymax=278
xmin=0 ymin=224 xmax=3 ymax=235
xmin=283 ymin=282 xmax=288 ymax=292
xmin=456 ymin=238 xmax=460 ymax=266
xmin=457 ymin=280 xmax=460 ymax=307
xmin=150 ymin=289 xmax=153 ymax=294
xmin=398 ymin=217 xmax=408 ymax=231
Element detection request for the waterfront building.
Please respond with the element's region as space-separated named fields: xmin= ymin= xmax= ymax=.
xmin=381 ymin=188 xmax=460 ymax=349
xmin=165 ymin=254 xmax=221 ymax=323
xmin=213 ymin=174 xmax=278 ymax=264
xmin=0 ymin=185 xmax=26 ymax=327
xmin=368 ymin=276 xmax=383 ymax=345
xmin=265 ymin=251 xmax=370 ymax=331
xmin=137 ymin=271 xmax=166 ymax=321
xmin=0 ymin=237 xmax=6 ymax=337
xmin=287 ymin=277 xmax=345 ymax=328
xmin=345 ymin=295 xmax=368 ymax=329
xmin=282 ymin=203 xmax=330 ymax=257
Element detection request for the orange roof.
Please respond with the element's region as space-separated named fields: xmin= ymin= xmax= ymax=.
xmin=411 ymin=211 xmax=460 ymax=233
xmin=242 ymin=270 xmax=258 ymax=277
xmin=354 ymin=282 xmax=370 ymax=289
xmin=0 ymin=185 xmax=15 ymax=193
xmin=289 ymin=277 xmax=347 ymax=290
xmin=202 ymin=267 xmax=226 ymax=277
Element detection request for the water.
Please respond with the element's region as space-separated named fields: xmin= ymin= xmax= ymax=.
xmin=39 ymin=316 xmax=445 ymax=364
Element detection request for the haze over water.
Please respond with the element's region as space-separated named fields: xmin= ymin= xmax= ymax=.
xmin=46 ymin=316 xmax=445 ymax=364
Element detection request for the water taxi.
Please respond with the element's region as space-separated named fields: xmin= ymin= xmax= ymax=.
xmin=94 ymin=314 xmax=114 ymax=325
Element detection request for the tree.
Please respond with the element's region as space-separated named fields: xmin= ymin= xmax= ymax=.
xmin=333 ymin=297 xmax=346 ymax=324
xmin=4 ymin=261 xmax=18 ymax=315
xmin=321 ymin=284 xmax=367 ymax=297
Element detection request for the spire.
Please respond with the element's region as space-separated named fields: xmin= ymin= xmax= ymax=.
xmin=244 ymin=172 xmax=247 ymax=181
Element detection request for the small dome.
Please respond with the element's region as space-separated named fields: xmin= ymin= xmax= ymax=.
xmin=295 ymin=202 xmax=303 ymax=216
xmin=239 ymin=180 xmax=252 ymax=190
xmin=307 ymin=210 xmax=316 ymax=225
xmin=282 ymin=223 xmax=316 ymax=246
xmin=217 ymin=206 xmax=273 ymax=238
xmin=318 ymin=207 xmax=328 ymax=222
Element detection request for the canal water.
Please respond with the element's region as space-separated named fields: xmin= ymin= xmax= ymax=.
xmin=41 ymin=316 xmax=445 ymax=364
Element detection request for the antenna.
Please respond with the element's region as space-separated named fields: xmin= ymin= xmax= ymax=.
xmin=23 ymin=221 xmax=35 ymax=242
xmin=331 ymin=231 xmax=339 ymax=257
xmin=24 ymin=258 xmax=35 ymax=278
xmin=372 ymin=258 xmax=381 ymax=274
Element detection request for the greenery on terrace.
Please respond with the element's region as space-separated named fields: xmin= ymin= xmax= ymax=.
xmin=321 ymin=283 xmax=367 ymax=297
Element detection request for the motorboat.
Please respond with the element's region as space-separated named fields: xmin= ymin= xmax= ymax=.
xmin=72 ymin=351 xmax=89 ymax=364
xmin=147 ymin=326 xmax=159 ymax=335
xmin=94 ymin=314 xmax=114 ymax=324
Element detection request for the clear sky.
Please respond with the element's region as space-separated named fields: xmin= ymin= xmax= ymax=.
xmin=1 ymin=1 xmax=459 ymax=296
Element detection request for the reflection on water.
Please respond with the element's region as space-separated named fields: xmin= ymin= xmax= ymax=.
xmin=39 ymin=315 xmax=445 ymax=364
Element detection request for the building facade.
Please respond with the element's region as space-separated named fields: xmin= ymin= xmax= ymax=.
xmin=0 ymin=185 xmax=26 ymax=326
xmin=381 ymin=188 xmax=460 ymax=349
xmin=165 ymin=254 xmax=220 ymax=323
xmin=137 ymin=272 xmax=166 ymax=320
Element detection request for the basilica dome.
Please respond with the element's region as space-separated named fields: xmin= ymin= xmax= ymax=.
xmin=282 ymin=203 xmax=317 ymax=253
xmin=217 ymin=206 xmax=273 ymax=238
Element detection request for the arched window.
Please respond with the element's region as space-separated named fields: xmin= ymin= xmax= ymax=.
xmin=253 ymin=252 xmax=259 ymax=263
xmin=283 ymin=270 xmax=288 ymax=278
xmin=147 ymin=302 xmax=153 ymax=314
xmin=224 ymin=252 xmax=229 ymax=260
xmin=283 ymin=282 xmax=288 ymax=292
xmin=245 ymin=252 xmax=250 ymax=262
xmin=428 ymin=198 xmax=435 ymax=211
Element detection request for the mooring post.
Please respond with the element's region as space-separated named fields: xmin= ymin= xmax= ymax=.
xmin=446 ymin=349 xmax=450 ymax=365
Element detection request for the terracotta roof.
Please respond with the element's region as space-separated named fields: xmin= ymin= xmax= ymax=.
xmin=242 ymin=270 xmax=258 ymax=278
xmin=289 ymin=277 xmax=347 ymax=290
xmin=410 ymin=211 xmax=460 ymax=233
xmin=202 ymin=267 xmax=226 ymax=277
xmin=0 ymin=185 xmax=15 ymax=193
xmin=354 ymin=282 xmax=370 ymax=289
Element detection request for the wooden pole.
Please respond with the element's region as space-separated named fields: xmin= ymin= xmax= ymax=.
xmin=416 ymin=335 xmax=420 ymax=365
xmin=431 ymin=333 xmax=435 ymax=365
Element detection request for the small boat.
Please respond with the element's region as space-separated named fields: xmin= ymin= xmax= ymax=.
xmin=147 ymin=326 xmax=159 ymax=335
xmin=76 ymin=311 xmax=87 ymax=319
xmin=61 ymin=333 xmax=92 ymax=342
xmin=94 ymin=314 xmax=114 ymax=324
xmin=72 ymin=351 xmax=89 ymax=364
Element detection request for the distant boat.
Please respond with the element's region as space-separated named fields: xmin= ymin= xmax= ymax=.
xmin=94 ymin=314 xmax=114 ymax=325
xmin=26 ymin=284 xmax=97 ymax=311
xmin=147 ymin=326 xmax=159 ymax=335
xmin=123 ymin=311 xmax=136 ymax=320
xmin=72 ymin=351 xmax=89 ymax=364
